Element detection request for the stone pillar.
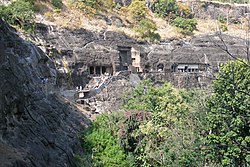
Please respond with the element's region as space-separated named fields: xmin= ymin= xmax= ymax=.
xmin=100 ymin=66 xmax=102 ymax=75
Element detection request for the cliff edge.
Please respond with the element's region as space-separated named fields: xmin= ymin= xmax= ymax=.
xmin=0 ymin=19 xmax=90 ymax=167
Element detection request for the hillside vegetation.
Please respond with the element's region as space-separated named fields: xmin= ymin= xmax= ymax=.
xmin=0 ymin=0 xmax=249 ymax=167
xmin=1 ymin=0 xmax=248 ymax=40
xmin=76 ymin=60 xmax=250 ymax=167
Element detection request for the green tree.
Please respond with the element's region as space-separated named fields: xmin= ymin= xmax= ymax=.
xmin=78 ymin=81 xmax=208 ymax=166
xmin=123 ymin=81 xmax=205 ymax=166
xmin=205 ymin=60 xmax=250 ymax=166
xmin=0 ymin=0 xmax=34 ymax=30
xmin=52 ymin=0 xmax=63 ymax=9
xmin=78 ymin=113 xmax=128 ymax=167
xmin=171 ymin=17 xmax=197 ymax=33
xmin=128 ymin=0 xmax=147 ymax=21
xmin=155 ymin=0 xmax=179 ymax=18
xmin=134 ymin=18 xmax=160 ymax=42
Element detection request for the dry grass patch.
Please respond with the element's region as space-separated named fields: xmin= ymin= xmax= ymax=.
xmin=35 ymin=0 xmax=248 ymax=40
xmin=194 ymin=18 xmax=249 ymax=39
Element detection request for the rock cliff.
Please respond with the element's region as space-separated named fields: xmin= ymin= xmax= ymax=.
xmin=32 ymin=23 xmax=248 ymax=89
xmin=0 ymin=19 xmax=90 ymax=167
xmin=26 ymin=21 xmax=249 ymax=115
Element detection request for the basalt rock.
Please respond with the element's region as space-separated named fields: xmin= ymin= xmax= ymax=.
xmin=0 ymin=19 xmax=90 ymax=167
xmin=32 ymin=22 xmax=248 ymax=90
xmin=191 ymin=1 xmax=250 ymax=23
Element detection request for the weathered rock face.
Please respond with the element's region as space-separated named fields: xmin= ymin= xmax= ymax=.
xmin=32 ymin=23 xmax=138 ymax=88
xmin=190 ymin=1 xmax=250 ymax=23
xmin=0 ymin=19 xmax=90 ymax=167
xmin=93 ymin=72 xmax=141 ymax=113
xmin=32 ymin=22 xmax=248 ymax=90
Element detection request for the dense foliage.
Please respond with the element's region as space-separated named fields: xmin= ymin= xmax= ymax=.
xmin=127 ymin=0 xmax=160 ymax=42
xmin=134 ymin=18 xmax=161 ymax=42
xmin=155 ymin=0 xmax=179 ymax=18
xmin=128 ymin=0 xmax=147 ymax=21
xmin=205 ymin=60 xmax=250 ymax=166
xmin=77 ymin=114 xmax=128 ymax=167
xmin=77 ymin=60 xmax=249 ymax=167
xmin=0 ymin=0 xmax=34 ymax=31
xmin=171 ymin=17 xmax=197 ymax=33
xmin=78 ymin=81 xmax=208 ymax=166
xmin=52 ymin=0 xmax=63 ymax=9
xmin=123 ymin=82 xmax=206 ymax=166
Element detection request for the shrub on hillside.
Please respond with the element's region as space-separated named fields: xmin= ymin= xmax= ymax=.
xmin=128 ymin=0 xmax=147 ymax=21
xmin=0 ymin=0 xmax=34 ymax=31
xmin=78 ymin=113 xmax=128 ymax=166
xmin=52 ymin=0 xmax=63 ymax=9
xmin=134 ymin=18 xmax=161 ymax=42
xmin=155 ymin=0 xmax=179 ymax=18
xmin=217 ymin=14 xmax=228 ymax=32
xmin=171 ymin=17 xmax=197 ymax=33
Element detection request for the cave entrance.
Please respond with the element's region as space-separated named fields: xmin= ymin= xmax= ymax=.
xmin=90 ymin=66 xmax=95 ymax=74
xmin=89 ymin=66 xmax=113 ymax=75
xmin=174 ymin=64 xmax=199 ymax=72
xmin=96 ymin=66 xmax=101 ymax=75
xmin=118 ymin=46 xmax=132 ymax=71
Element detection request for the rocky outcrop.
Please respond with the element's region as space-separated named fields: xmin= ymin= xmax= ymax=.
xmin=93 ymin=72 xmax=140 ymax=113
xmin=190 ymin=1 xmax=250 ymax=23
xmin=0 ymin=19 xmax=90 ymax=167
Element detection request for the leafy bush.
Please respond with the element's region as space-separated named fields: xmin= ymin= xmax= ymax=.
xmin=79 ymin=114 xmax=128 ymax=167
xmin=0 ymin=0 xmax=34 ymax=31
xmin=128 ymin=0 xmax=147 ymax=21
xmin=103 ymin=0 xmax=114 ymax=9
xmin=218 ymin=14 xmax=228 ymax=32
xmin=171 ymin=17 xmax=197 ymax=33
xmin=52 ymin=0 xmax=63 ymax=9
xmin=205 ymin=60 xmax=250 ymax=166
xmin=155 ymin=0 xmax=179 ymax=18
xmin=134 ymin=18 xmax=160 ymax=42
xmin=219 ymin=23 xmax=228 ymax=32
xmin=218 ymin=14 xmax=226 ymax=24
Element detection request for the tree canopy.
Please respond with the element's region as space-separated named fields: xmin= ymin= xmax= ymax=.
xmin=205 ymin=60 xmax=250 ymax=166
